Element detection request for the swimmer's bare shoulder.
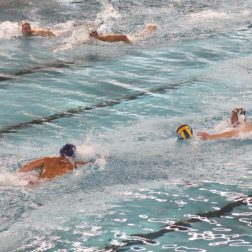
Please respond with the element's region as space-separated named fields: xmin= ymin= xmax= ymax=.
xmin=19 ymin=157 xmax=45 ymax=172
xmin=39 ymin=157 xmax=74 ymax=179
xmin=41 ymin=156 xmax=69 ymax=170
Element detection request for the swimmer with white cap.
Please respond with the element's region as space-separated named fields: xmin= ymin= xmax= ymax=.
xmin=197 ymin=108 xmax=252 ymax=140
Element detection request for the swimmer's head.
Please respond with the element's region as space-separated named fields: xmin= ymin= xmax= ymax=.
xmin=145 ymin=23 xmax=158 ymax=32
xmin=176 ymin=124 xmax=193 ymax=140
xmin=231 ymin=108 xmax=246 ymax=127
xmin=21 ymin=21 xmax=32 ymax=36
xmin=88 ymin=28 xmax=98 ymax=37
xmin=60 ymin=144 xmax=76 ymax=158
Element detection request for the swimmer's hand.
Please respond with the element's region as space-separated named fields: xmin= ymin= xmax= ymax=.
xmin=197 ymin=132 xmax=212 ymax=140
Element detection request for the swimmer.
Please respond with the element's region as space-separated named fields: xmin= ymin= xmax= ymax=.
xmin=21 ymin=21 xmax=56 ymax=37
xmin=88 ymin=27 xmax=132 ymax=44
xmin=19 ymin=144 xmax=89 ymax=179
xmin=88 ymin=23 xmax=158 ymax=44
xmin=134 ymin=23 xmax=158 ymax=37
xmin=197 ymin=108 xmax=252 ymax=140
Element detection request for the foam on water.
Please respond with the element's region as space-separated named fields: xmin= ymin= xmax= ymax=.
xmin=189 ymin=10 xmax=229 ymax=21
xmin=96 ymin=0 xmax=121 ymax=33
xmin=0 ymin=170 xmax=38 ymax=187
xmin=0 ymin=21 xmax=21 ymax=39
xmin=53 ymin=23 xmax=90 ymax=52
xmin=53 ymin=2 xmax=122 ymax=52
xmin=75 ymin=138 xmax=108 ymax=169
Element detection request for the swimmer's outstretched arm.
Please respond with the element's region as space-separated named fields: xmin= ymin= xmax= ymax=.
xmin=197 ymin=130 xmax=238 ymax=140
xmin=19 ymin=158 xmax=45 ymax=172
xmin=33 ymin=29 xmax=56 ymax=37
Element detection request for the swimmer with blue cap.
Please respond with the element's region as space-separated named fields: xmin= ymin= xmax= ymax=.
xmin=197 ymin=107 xmax=252 ymax=140
xmin=60 ymin=143 xmax=76 ymax=158
xmin=19 ymin=143 xmax=89 ymax=180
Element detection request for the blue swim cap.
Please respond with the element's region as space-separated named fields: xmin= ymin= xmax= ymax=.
xmin=60 ymin=144 xmax=76 ymax=157
xmin=176 ymin=124 xmax=193 ymax=140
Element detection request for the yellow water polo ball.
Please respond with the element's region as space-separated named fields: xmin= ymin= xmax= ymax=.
xmin=176 ymin=124 xmax=193 ymax=140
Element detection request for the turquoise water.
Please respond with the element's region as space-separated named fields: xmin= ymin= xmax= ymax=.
xmin=0 ymin=0 xmax=252 ymax=251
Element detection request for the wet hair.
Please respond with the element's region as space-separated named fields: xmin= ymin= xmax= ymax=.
xmin=232 ymin=108 xmax=246 ymax=122
xmin=60 ymin=144 xmax=76 ymax=158
xmin=21 ymin=21 xmax=30 ymax=27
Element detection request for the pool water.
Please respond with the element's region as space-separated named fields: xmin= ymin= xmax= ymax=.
xmin=0 ymin=0 xmax=252 ymax=251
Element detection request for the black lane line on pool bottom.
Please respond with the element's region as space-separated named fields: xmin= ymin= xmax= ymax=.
xmin=0 ymin=75 xmax=13 ymax=81
xmin=0 ymin=79 xmax=193 ymax=135
xmin=0 ymin=60 xmax=74 ymax=82
xmin=13 ymin=61 xmax=74 ymax=76
xmin=104 ymin=195 xmax=251 ymax=251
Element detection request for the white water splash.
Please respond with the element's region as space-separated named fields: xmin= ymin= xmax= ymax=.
xmin=0 ymin=21 xmax=21 ymax=39
xmin=53 ymin=22 xmax=89 ymax=52
xmin=189 ymin=10 xmax=229 ymax=21
xmin=76 ymin=138 xmax=107 ymax=170
xmin=54 ymin=2 xmax=122 ymax=51
xmin=95 ymin=0 xmax=121 ymax=33
xmin=129 ymin=23 xmax=158 ymax=43
xmin=0 ymin=170 xmax=38 ymax=187
xmin=52 ymin=20 xmax=76 ymax=36
xmin=213 ymin=119 xmax=231 ymax=132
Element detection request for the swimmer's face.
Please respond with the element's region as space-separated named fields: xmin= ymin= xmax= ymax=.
xmin=146 ymin=24 xmax=157 ymax=32
xmin=22 ymin=23 xmax=32 ymax=36
xmin=89 ymin=30 xmax=98 ymax=38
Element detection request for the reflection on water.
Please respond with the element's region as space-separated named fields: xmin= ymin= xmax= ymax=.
xmin=9 ymin=182 xmax=251 ymax=252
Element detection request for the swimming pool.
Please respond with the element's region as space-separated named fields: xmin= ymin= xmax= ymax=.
xmin=0 ymin=0 xmax=252 ymax=251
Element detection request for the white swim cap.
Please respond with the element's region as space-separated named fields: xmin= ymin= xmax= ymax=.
xmin=21 ymin=20 xmax=30 ymax=26
xmin=88 ymin=27 xmax=96 ymax=34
